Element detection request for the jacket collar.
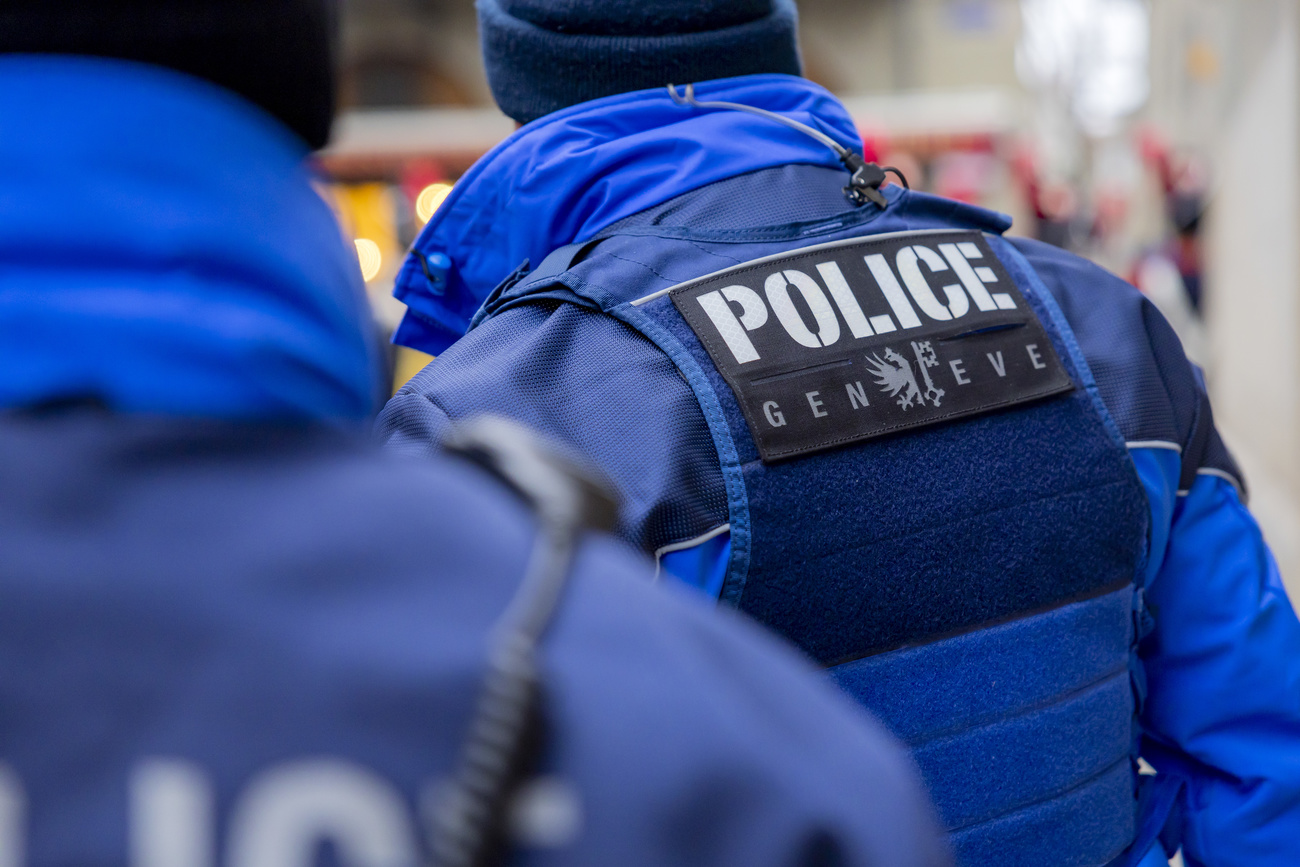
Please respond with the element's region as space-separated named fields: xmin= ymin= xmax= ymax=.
xmin=0 ymin=56 xmax=379 ymax=422
xmin=393 ymin=74 xmax=864 ymax=355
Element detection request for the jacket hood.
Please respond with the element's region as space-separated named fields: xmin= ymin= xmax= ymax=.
xmin=392 ymin=74 xmax=864 ymax=355
xmin=0 ymin=55 xmax=379 ymax=421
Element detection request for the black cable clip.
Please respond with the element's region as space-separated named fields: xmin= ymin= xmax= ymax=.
xmin=840 ymin=152 xmax=889 ymax=207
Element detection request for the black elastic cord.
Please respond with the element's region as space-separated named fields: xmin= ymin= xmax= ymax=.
xmin=667 ymin=83 xmax=891 ymax=208
xmin=882 ymin=166 xmax=911 ymax=190
xmin=432 ymin=418 xmax=619 ymax=867
xmin=428 ymin=521 xmax=574 ymax=867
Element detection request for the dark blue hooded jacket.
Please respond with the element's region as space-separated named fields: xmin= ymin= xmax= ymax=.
xmin=0 ymin=57 xmax=952 ymax=867
xmin=381 ymin=75 xmax=1300 ymax=867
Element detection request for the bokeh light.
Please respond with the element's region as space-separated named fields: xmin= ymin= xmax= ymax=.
xmin=354 ymin=238 xmax=383 ymax=282
xmin=415 ymin=183 xmax=453 ymax=224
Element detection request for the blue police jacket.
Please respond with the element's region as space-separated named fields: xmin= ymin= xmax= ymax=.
xmin=383 ymin=74 xmax=1300 ymax=867
xmin=0 ymin=57 xmax=952 ymax=867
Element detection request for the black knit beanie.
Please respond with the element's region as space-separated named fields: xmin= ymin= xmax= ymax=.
xmin=477 ymin=0 xmax=803 ymax=125
xmin=0 ymin=0 xmax=338 ymax=149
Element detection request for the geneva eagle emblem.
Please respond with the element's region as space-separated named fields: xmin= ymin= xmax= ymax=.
xmin=865 ymin=341 xmax=945 ymax=410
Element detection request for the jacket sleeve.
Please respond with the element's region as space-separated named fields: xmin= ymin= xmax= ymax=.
xmin=1010 ymin=236 xmax=1300 ymax=866
xmin=1138 ymin=405 xmax=1300 ymax=867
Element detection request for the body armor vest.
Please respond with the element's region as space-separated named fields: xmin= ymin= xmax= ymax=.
xmin=475 ymin=182 xmax=1151 ymax=867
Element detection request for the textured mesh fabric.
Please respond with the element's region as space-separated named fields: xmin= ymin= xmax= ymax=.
xmin=1016 ymin=236 xmax=1183 ymax=444
xmin=1010 ymin=236 xmax=1245 ymax=493
xmin=1202 ymin=431 xmax=1243 ymax=493
xmin=380 ymin=300 xmax=729 ymax=554
xmin=605 ymin=163 xmax=862 ymax=232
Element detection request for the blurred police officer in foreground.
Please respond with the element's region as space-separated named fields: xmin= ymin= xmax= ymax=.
xmin=380 ymin=2 xmax=1300 ymax=865
xmin=0 ymin=3 xmax=953 ymax=866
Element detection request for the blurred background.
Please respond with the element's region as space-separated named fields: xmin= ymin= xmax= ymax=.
xmin=323 ymin=0 xmax=1300 ymax=592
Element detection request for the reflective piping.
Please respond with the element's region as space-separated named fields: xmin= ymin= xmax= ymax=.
xmin=1189 ymin=467 xmax=1248 ymax=503
xmin=1126 ymin=440 xmax=1183 ymax=453
xmin=629 ymin=228 xmax=962 ymax=306
xmin=652 ymin=523 xmax=731 ymax=583
xmin=1128 ymin=443 xmax=1247 ymax=502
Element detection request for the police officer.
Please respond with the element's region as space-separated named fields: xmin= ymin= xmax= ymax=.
xmin=380 ymin=1 xmax=1300 ymax=865
xmin=0 ymin=3 xmax=953 ymax=866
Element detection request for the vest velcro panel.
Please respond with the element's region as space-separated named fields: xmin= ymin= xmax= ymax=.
xmin=832 ymin=587 xmax=1136 ymax=866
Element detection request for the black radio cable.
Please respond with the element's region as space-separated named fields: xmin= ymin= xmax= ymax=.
xmin=430 ymin=417 xmax=619 ymax=867
xmin=667 ymin=82 xmax=909 ymax=206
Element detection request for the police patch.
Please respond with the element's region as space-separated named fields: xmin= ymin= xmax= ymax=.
xmin=665 ymin=229 xmax=1074 ymax=462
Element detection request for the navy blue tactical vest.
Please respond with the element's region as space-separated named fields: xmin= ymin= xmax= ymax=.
xmin=388 ymin=166 xmax=1152 ymax=867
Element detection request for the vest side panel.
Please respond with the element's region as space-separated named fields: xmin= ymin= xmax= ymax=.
xmin=609 ymin=299 xmax=755 ymax=601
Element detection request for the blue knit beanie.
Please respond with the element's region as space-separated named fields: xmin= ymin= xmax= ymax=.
xmin=477 ymin=0 xmax=803 ymax=124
